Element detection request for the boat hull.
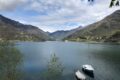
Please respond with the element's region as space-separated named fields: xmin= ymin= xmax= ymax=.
xmin=75 ymin=75 xmax=86 ymax=80
xmin=82 ymin=68 xmax=94 ymax=78
xmin=75 ymin=70 xmax=86 ymax=80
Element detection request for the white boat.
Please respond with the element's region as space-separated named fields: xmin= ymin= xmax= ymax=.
xmin=82 ymin=64 xmax=94 ymax=78
xmin=65 ymin=40 xmax=68 ymax=42
xmin=75 ymin=70 xmax=86 ymax=80
xmin=82 ymin=65 xmax=94 ymax=71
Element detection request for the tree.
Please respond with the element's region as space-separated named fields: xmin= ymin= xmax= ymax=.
xmin=88 ymin=0 xmax=94 ymax=2
xmin=116 ymin=0 xmax=120 ymax=6
xmin=44 ymin=53 xmax=64 ymax=80
xmin=109 ymin=0 xmax=120 ymax=7
xmin=0 ymin=41 xmax=23 ymax=80
xmin=86 ymin=0 xmax=120 ymax=7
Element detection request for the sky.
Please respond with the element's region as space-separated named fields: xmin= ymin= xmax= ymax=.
xmin=0 ymin=0 xmax=119 ymax=32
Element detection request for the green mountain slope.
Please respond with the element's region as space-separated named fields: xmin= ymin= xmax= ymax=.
xmin=0 ymin=15 xmax=50 ymax=41
xmin=64 ymin=10 xmax=120 ymax=43
xmin=104 ymin=30 xmax=120 ymax=42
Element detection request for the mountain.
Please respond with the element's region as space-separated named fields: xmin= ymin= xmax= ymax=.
xmin=64 ymin=10 xmax=120 ymax=43
xmin=104 ymin=30 xmax=120 ymax=42
xmin=0 ymin=15 xmax=51 ymax=41
xmin=49 ymin=26 xmax=82 ymax=40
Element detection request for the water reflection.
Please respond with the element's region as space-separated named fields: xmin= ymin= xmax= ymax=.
xmin=16 ymin=42 xmax=120 ymax=80
xmin=0 ymin=41 xmax=23 ymax=80
xmin=90 ymin=44 xmax=120 ymax=80
xmin=42 ymin=53 xmax=64 ymax=80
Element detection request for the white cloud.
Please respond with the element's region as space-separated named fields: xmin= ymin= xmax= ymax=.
xmin=0 ymin=0 xmax=120 ymax=32
xmin=27 ymin=22 xmax=81 ymax=32
xmin=26 ymin=0 xmax=120 ymax=25
xmin=0 ymin=0 xmax=27 ymax=11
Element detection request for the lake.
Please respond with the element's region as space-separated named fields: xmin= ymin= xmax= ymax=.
xmin=16 ymin=41 xmax=120 ymax=80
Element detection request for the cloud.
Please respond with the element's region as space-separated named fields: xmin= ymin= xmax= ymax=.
xmin=26 ymin=21 xmax=81 ymax=32
xmin=24 ymin=0 xmax=119 ymax=32
xmin=0 ymin=0 xmax=27 ymax=11
xmin=26 ymin=0 xmax=119 ymax=24
xmin=0 ymin=0 xmax=119 ymax=32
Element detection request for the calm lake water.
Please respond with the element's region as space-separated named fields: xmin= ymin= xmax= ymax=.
xmin=16 ymin=41 xmax=120 ymax=80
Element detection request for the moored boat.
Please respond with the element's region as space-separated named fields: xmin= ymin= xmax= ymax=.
xmin=75 ymin=70 xmax=86 ymax=80
xmin=82 ymin=64 xmax=94 ymax=78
